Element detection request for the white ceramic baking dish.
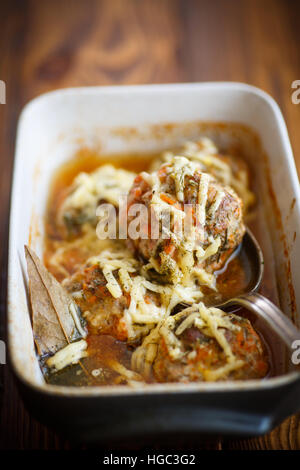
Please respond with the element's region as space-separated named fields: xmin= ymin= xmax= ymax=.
xmin=8 ymin=83 xmax=300 ymax=441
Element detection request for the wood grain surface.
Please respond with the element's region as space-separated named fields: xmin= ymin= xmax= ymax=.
xmin=0 ymin=0 xmax=300 ymax=450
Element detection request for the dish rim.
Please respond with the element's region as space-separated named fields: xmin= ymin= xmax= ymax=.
xmin=8 ymin=81 xmax=300 ymax=398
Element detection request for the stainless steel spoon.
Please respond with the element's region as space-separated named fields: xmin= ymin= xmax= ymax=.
xmin=179 ymin=227 xmax=299 ymax=351
xmin=216 ymin=228 xmax=300 ymax=351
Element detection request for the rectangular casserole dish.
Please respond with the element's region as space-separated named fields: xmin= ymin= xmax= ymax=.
xmin=8 ymin=83 xmax=300 ymax=441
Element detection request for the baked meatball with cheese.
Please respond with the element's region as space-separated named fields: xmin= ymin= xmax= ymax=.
xmin=150 ymin=138 xmax=255 ymax=213
xmin=132 ymin=303 xmax=268 ymax=383
xmin=126 ymin=157 xmax=245 ymax=287
xmin=58 ymin=165 xmax=135 ymax=236
xmin=62 ymin=247 xmax=163 ymax=344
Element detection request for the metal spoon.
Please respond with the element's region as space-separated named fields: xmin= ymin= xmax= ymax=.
xmin=179 ymin=227 xmax=299 ymax=351
xmin=215 ymin=228 xmax=300 ymax=351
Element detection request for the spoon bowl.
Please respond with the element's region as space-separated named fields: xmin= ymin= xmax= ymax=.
xmin=207 ymin=227 xmax=264 ymax=308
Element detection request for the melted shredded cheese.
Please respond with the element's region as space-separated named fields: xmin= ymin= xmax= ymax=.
xmin=170 ymin=156 xmax=197 ymax=202
xmin=208 ymin=190 xmax=225 ymax=218
xmin=132 ymin=303 xmax=244 ymax=381
xmin=85 ymin=247 xmax=202 ymax=341
xmin=46 ymin=339 xmax=88 ymax=372
xmin=151 ymin=138 xmax=255 ymax=212
xmin=197 ymin=172 xmax=211 ymax=238
xmin=131 ymin=325 xmax=161 ymax=377
xmin=59 ymin=165 xmax=135 ymax=225
xmin=69 ymin=302 xmax=87 ymax=338
xmin=142 ymin=156 xmax=229 ymax=290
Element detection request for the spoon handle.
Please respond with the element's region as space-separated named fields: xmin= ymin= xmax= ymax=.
xmin=226 ymin=293 xmax=300 ymax=351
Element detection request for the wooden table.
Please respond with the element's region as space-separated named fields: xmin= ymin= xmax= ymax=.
xmin=1 ymin=0 xmax=300 ymax=450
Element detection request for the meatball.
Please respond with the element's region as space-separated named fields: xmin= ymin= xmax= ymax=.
xmin=132 ymin=303 xmax=268 ymax=382
xmin=150 ymin=138 xmax=255 ymax=212
xmin=127 ymin=156 xmax=245 ymax=287
xmin=62 ymin=247 xmax=164 ymax=344
xmin=58 ymin=165 xmax=135 ymax=235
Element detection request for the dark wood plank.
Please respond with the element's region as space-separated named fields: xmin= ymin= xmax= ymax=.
xmin=0 ymin=0 xmax=299 ymax=450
